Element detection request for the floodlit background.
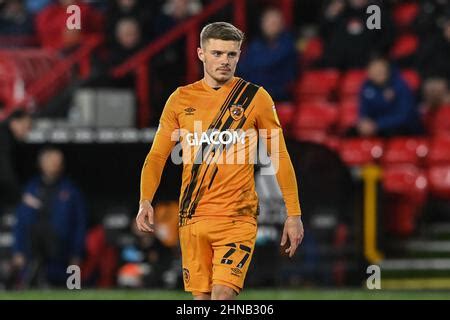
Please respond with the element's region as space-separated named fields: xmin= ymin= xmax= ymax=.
xmin=1 ymin=0 xmax=450 ymax=299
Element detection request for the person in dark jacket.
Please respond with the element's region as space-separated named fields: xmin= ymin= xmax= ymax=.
xmin=0 ymin=0 xmax=34 ymax=37
xmin=117 ymin=221 xmax=173 ymax=288
xmin=416 ymin=15 xmax=450 ymax=83
xmin=319 ymin=0 xmax=395 ymax=70
xmin=0 ymin=110 xmax=32 ymax=213
xmin=12 ymin=147 xmax=86 ymax=288
xmin=238 ymin=7 xmax=298 ymax=101
xmin=355 ymin=57 xmax=423 ymax=137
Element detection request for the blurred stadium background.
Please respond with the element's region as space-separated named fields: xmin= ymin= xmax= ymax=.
xmin=1 ymin=0 xmax=450 ymax=299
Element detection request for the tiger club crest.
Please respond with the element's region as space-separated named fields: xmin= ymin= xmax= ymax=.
xmin=229 ymin=104 xmax=244 ymax=121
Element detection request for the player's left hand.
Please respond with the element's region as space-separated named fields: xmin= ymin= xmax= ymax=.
xmin=280 ymin=216 xmax=304 ymax=258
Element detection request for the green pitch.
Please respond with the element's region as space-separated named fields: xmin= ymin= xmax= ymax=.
xmin=1 ymin=289 xmax=450 ymax=300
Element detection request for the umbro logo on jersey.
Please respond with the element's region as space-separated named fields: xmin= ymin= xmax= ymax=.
xmin=231 ymin=268 xmax=242 ymax=277
xmin=184 ymin=107 xmax=196 ymax=115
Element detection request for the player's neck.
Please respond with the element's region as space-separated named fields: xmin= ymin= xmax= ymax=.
xmin=202 ymin=75 xmax=234 ymax=89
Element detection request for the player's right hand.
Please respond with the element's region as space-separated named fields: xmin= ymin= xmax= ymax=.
xmin=136 ymin=200 xmax=155 ymax=233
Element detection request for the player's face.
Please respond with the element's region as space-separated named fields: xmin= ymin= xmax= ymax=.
xmin=198 ymin=39 xmax=241 ymax=85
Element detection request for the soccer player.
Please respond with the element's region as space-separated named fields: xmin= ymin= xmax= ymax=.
xmin=136 ymin=22 xmax=303 ymax=300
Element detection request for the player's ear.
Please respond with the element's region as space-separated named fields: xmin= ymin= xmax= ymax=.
xmin=197 ymin=47 xmax=205 ymax=62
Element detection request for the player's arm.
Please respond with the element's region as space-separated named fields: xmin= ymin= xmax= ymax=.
xmin=136 ymin=90 xmax=180 ymax=233
xmin=255 ymin=88 xmax=304 ymax=257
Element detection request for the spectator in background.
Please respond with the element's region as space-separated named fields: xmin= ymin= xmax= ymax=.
xmin=81 ymin=225 xmax=118 ymax=288
xmin=105 ymin=0 xmax=154 ymax=46
xmin=12 ymin=147 xmax=86 ymax=288
xmin=151 ymin=0 xmax=202 ymax=123
xmin=238 ymin=7 xmax=298 ymax=102
xmin=416 ymin=15 xmax=450 ymax=84
xmin=35 ymin=0 xmax=104 ymax=52
xmin=0 ymin=110 xmax=32 ymax=215
xmin=422 ymin=78 xmax=449 ymax=111
xmin=416 ymin=14 xmax=450 ymax=131
xmin=24 ymin=0 xmax=51 ymax=14
xmin=117 ymin=221 xmax=173 ymax=288
xmin=415 ymin=0 xmax=450 ymax=39
xmin=95 ymin=17 xmax=144 ymax=88
xmin=107 ymin=17 xmax=144 ymax=68
xmin=320 ymin=0 xmax=394 ymax=70
xmin=353 ymin=56 xmax=422 ymax=137
xmin=153 ymin=0 xmax=201 ymax=35
xmin=0 ymin=0 xmax=34 ymax=36
xmin=421 ymin=78 xmax=449 ymax=133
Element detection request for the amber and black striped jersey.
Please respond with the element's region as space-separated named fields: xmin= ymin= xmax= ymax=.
xmin=140 ymin=77 xmax=301 ymax=225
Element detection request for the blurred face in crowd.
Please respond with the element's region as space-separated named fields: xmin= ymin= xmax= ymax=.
xmin=39 ymin=149 xmax=64 ymax=182
xmin=349 ymin=0 xmax=368 ymax=9
xmin=423 ymin=78 xmax=448 ymax=107
xmin=171 ymin=0 xmax=190 ymax=19
xmin=261 ymin=8 xmax=284 ymax=41
xmin=3 ymin=0 xmax=25 ymax=17
xmin=367 ymin=59 xmax=390 ymax=86
xmin=198 ymin=39 xmax=241 ymax=86
xmin=59 ymin=0 xmax=76 ymax=6
xmin=117 ymin=0 xmax=136 ymax=11
xmin=9 ymin=116 xmax=32 ymax=141
xmin=116 ymin=19 xmax=141 ymax=49
xmin=444 ymin=21 xmax=450 ymax=41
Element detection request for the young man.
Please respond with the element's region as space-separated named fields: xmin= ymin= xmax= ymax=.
xmin=136 ymin=22 xmax=303 ymax=300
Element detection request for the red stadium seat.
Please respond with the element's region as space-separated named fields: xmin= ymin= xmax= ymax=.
xmin=291 ymin=129 xmax=341 ymax=151
xmin=293 ymin=102 xmax=338 ymax=132
xmin=383 ymin=165 xmax=428 ymax=200
xmin=382 ymin=137 xmax=429 ymax=165
xmin=297 ymin=69 xmax=340 ymax=102
xmin=302 ymin=37 xmax=323 ymax=68
xmin=426 ymin=134 xmax=450 ymax=165
xmin=338 ymin=100 xmax=358 ymax=133
xmin=292 ymin=128 xmax=326 ymax=143
xmin=401 ymin=69 xmax=421 ymax=92
xmin=274 ymin=102 xmax=295 ymax=130
xmin=382 ymin=164 xmax=428 ymax=237
xmin=323 ymin=136 xmax=341 ymax=152
xmin=393 ymin=2 xmax=419 ymax=29
xmin=428 ymin=165 xmax=450 ymax=199
xmin=390 ymin=34 xmax=419 ymax=60
xmin=431 ymin=106 xmax=450 ymax=135
xmin=339 ymin=69 xmax=367 ymax=100
xmin=339 ymin=138 xmax=384 ymax=166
